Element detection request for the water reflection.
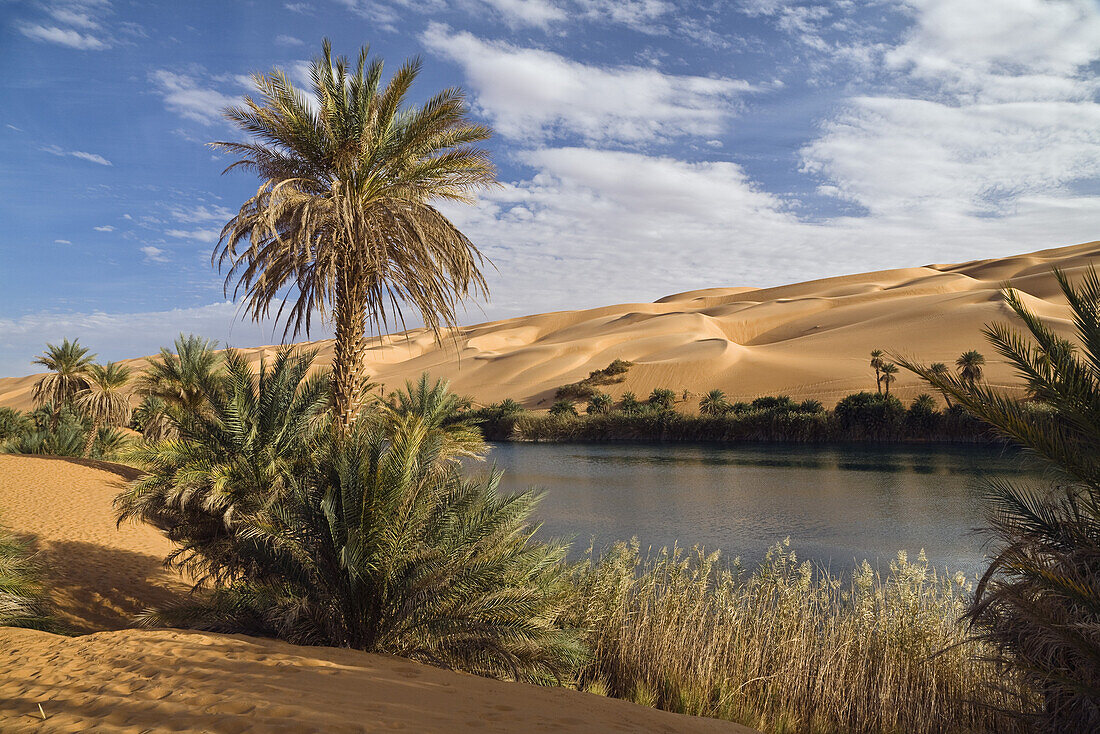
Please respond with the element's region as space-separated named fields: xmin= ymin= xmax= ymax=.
xmin=474 ymin=442 xmax=1043 ymax=579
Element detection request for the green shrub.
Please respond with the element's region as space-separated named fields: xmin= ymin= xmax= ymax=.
xmin=0 ymin=521 xmax=55 ymax=631
xmin=0 ymin=408 xmax=30 ymax=442
xmin=550 ymin=400 xmax=579 ymax=417
xmin=834 ymin=392 xmax=906 ymax=439
xmin=648 ymin=388 xmax=676 ymax=410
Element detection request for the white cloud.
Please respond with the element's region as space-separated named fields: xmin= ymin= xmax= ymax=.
xmin=140 ymin=246 xmax=170 ymax=263
xmin=284 ymin=2 xmax=313 ymax=12
xmin=48 ymin=8 xmax=100 ymax=29
xmin=41 ymin=144 xmax=111 ymax=165
xmin=93 ymin=225 xmax=114 ymax=232
xmin=421 ymin=24 xmax=755 ymax=143
xmin=53 ymin=239 xmax=72 ymax=245
xmin=165 ymin=228 xmax=220 ymax=243
xmin=275 ymin=34 xmax=304 ymax=46
xmin=480 ymin=0 xmax=566 ymax=28
xmin=19 ymin=24 xmax=108 ymax=50
xmin=149 ymin=70 xmax=241 ymax=125
xmin=169 ymin=204 xmax=232 ymax=224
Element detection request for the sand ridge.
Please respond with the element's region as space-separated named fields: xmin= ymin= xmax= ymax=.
xmin=1 ymin=240 xmax=1097 ymax=411
xmin=0 ymin=627 xmax=757 ymax=734
xmin=0 ymin=454 xmax=186 ymax=633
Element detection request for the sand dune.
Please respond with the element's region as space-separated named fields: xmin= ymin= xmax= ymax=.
xmin=0 ymin=455 xmax=186 ymax=633
xmin=0 ymin=627 xmax=756 ymax=734
xmin=2 ymin=241 xmax=1098 ymax=412
xmin=0 ymin=456 xmax=754 ymax=734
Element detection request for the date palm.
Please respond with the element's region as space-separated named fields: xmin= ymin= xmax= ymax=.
xmin=213 ymin=40 xmax=497 ymax=435
xmin=879 ymin=362 xmax=898 ymax=396
xmin=869 ymin=349 xmax=885 ymax=394
xmin=136 ymin=334 xmax=222 ymax=437
xmin=928 ymin=362 xmax=952 ymax=407
xmin=75 ymin=362 xmax=132 ymax=458
xmin=699 ymin=389 xmax=729 ymax=416
xmin=32 ymin=338 xmax=95 ymax=430
xmin=955 ymin=350 xmax=985 ymax=388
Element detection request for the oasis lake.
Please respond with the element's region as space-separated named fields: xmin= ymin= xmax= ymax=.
xmin=478 ymin=442 xmax=1046 ymax=579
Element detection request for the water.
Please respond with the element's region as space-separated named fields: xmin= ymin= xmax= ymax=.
xmin=478 ymin=442 xmax=1046 ymax=579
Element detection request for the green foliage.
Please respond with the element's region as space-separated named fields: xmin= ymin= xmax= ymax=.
xmin=0 ymin=408 xmax=30 ymax=441
xmin=750 ymin=395 xmax=798 ymax=413
xmin=461 ymin=399 xmax=527 ymax=441
xmin=834 ymin=392 xmax=906 ymax=438
xmin=117 ymin=346 xmax=331 ymax=584
xmin=648 ymin=388 xmax=676 ymax=410
xmin=0 ymin=521 xmax=55 ymax=631
xmin=550 ymin=400 xmax=579 ymax=417
xmin=618 ymin=392 xmax=641 ymax=414
xmin=384 ymin=374 xmax=485 ymax=461
xmin=797 ymin=399 xmax=824 ymax=414
xmin=555 ymin=359 xmax=635 ymax=404
xmin=698 ymin=389 xmax=729 ymax=416
xmin=586 ymin=391 xmax=612 ymax=415
xmin=903 ymin=266 xmax=1100 ymax=730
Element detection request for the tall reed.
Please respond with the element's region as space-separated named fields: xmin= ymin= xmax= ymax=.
xmin=568 ymin=539 xmax=1032 ymax=733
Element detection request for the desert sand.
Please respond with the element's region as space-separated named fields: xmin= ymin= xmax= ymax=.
xmin=0 ymin=456 xmax=756 ymax=733
xmin=3 ymin=241 xmax=1098 ymax=412
xmin=0 ymin=627 xmax=756 ymax=733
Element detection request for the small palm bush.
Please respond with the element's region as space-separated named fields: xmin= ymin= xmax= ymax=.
xmin=0 ymin=522 xmax=54 ymax=631
xmin=141 ymin=416 xmax=584 ymax=681
xmin=117 ymin=346 xmax=330 ymax=583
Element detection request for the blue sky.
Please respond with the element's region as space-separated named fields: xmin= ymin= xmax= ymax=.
xmin=1 ymin=0 xmax=1098 ymax=376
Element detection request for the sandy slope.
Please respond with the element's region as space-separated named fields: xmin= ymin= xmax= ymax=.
xmin=0 ymin=628 xmax=756 ymax=734
xmin=0 ymin=454 xmax=186 ymax=633
xmin=2 ymin=241 xmax=1098 ymax=411
xmin=0 ymin=456 xmax=754 ymax=734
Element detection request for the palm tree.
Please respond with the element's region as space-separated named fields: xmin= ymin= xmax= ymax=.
xmin=619 ymin=392 xmax=641 ymax=414
xmin=117 ymin=347 xmax=330 ymax=584
xmin=0 ymin=521 xmax=54 ymax=631
xmin=138 ymin=413 xmax=584 ymax=681
xmin=900 ymin=266 xmax=1100 ymax=730
xmin=869 ymin=349 xmax=885 ymax=394
xmin=136 ymin=334 xmax=222 ymax=436
xmin=879 ymin=362 xmax=899 ymax=396
xmin=212 ymin=40 xmax=497 ymax=435
xmin=699 ymin=389 xmax=729 ymax=416
xmin=648 ymin=388 xmax=676 ymax=410
xmin=550 ymin=400 xmax=578 ymax=417
xmin=955 ymin=350 xmax=986 ymax=388
xmin=587 ymin=391 xmax=612 ymax=415
xmin=928 ymin=362 xmax=952 ymax=407
xmin=383 ymin=374 xmax=484 ymax=462
xmin=32 ymin=338 xmax=95 ymax=430
xmin=75 ymin=362 xmax=133 ymax=457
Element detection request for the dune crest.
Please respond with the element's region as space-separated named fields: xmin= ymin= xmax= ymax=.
xmin=2 ymin=241 xmax=1097 ymax=410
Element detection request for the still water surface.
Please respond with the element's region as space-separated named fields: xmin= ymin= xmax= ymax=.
xmin=482 ymin=442 xmax=1045 ymax=578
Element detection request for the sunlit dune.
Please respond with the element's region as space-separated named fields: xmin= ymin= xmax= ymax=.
xmin=2 ymin=240 xmax=1097 ymax=411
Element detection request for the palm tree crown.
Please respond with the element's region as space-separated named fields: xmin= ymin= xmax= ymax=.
xmin=699 ymin=389 xmax=729 ymax=416
xmin=869 ymin=349 xmax=885 ymax=393
xmin=879 ymin=362 xmax=899 ymax=395
xmin=213 ymin=40 xmax=497 ymax=433
xmin=955 ymin=350 xmax=986 ymax=387
xmin=76 ymin=362 xmax=133 ymax=457
xmin=32 ymin=338 xmax=95 ymax=428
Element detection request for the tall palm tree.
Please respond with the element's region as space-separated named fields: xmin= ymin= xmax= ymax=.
xmin=900 ymin=267 xmax=1100 ymax=730
xmin=928 ymin=362 xmax=953 ymax=407
xmin=869 ymin=349 xmax=885 ymax=394
xmin=32 ymin=338 xmax=95 ymax=430
xmin=879 ymin=362 xmax=899 ymax=396
xmin=75 ymin=362 xmax=133 ymax=458
xmin=956 ymin=350 xmax=986 ymax=388
xmin=699 ymin=389 xmax=729 ymax=416
xmin=212 ymin=40 xmax=497 ymax=435
xmin=140 ymin=416 xmax=584 ymax=682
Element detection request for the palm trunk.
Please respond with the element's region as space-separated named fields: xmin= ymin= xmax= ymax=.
xmin=332 ymin=249 xmax=368 ymax=436
xmin=83 ymin=418 xmax=99 ymax=458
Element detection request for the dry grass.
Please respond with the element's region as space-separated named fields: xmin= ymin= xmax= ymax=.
xmin=568 ymin=539 xmax=1034 ymax=734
